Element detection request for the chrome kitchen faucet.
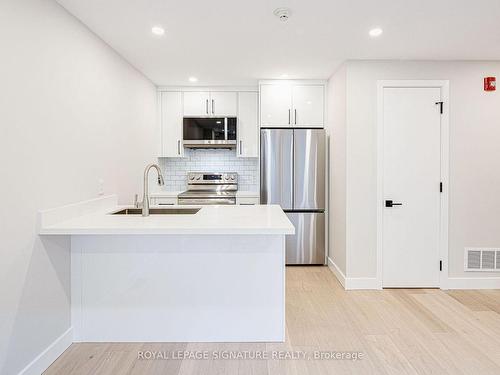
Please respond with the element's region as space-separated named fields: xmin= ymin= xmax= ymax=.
xmin=141 ymin=164 xmax=164 ymax=216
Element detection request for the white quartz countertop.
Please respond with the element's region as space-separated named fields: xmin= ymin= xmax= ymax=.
xmin=38 ymin=197 xmax=294 ymax=235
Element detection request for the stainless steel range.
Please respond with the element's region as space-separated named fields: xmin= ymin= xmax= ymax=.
xmin=178 ymin=172 xmax=238 ymax=205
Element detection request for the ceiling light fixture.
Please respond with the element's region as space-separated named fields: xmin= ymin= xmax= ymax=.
xmin=280 ymin=74 xmax=289 ymax=79
xmin=151 ymin=26 xmax=165 ymax=36
xmin=369 ymin=27 xmax=383 ymax=37
xmin=188 ymin=76 xmax=198 ymax=83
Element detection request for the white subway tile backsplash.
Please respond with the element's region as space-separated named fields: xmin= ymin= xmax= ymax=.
xmin=158 ymin=149 xmax=259 ymax=192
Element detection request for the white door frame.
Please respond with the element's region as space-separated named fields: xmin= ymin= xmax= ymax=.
xmin=376 ymin=80 xmax=450 ymax=289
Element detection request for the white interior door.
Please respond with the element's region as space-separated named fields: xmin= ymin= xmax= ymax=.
xmin=382 ymin=87 xmax=442 ymax=287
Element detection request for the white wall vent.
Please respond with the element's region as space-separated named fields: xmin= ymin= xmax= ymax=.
xmin=464 ymin=248 xmax=500 ymax=272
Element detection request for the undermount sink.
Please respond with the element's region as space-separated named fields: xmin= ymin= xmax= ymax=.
xmin=111 ymin=208 xmax=200 ymax=215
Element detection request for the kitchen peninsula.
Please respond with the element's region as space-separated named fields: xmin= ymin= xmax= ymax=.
xmin=38 ymin=195 xmax=294 ymax=342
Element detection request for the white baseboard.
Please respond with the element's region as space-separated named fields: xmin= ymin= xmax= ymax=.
xmin=445 ymin=277 xmax=500 ymax=289
xmin=327 ymin=260 xmax=500 ymax=290
xmin=347 ymin=277 xmax=381 ymax=290
xmin=327 ymin=257 xmax=381 ymax=290
xmin=18 ymin=327 xmax=72 ymax=375
xmin=327 ymin=257 xmax=346 ymax=288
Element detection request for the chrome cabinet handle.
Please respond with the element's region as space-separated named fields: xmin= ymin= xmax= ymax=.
xmin=206 ymin=99 xmax=209 ymax=114
xmin=294 ymin=109 xmax=297 ymax=125
xmin=212 ymin=99 xmax=215 ymax=114
xmin=288 ymin=109 xmax=291 ymax=125
xmin=177 ymin=140 xmax=181 ymax=155
xmin=239 ymin=140 xmax=242 ymax=155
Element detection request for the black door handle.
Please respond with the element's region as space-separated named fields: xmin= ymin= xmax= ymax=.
xmin=385 ymin=200 xmax=403 ymax=208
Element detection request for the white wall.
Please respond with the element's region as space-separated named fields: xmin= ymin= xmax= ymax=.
xmin=0 ymin=0 xmax=157 ymax=373
xmin=326 ymin=64 xmax=347 ymax=276
xmin=329 ymin=60 xmax=500 ymax=282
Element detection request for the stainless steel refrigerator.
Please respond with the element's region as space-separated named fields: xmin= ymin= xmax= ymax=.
xmin=260 ymin=128 xmax=326 ymax=265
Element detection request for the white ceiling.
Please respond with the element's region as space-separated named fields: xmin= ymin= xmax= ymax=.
xmin=56 ymin=0 xmax=500 ymax=86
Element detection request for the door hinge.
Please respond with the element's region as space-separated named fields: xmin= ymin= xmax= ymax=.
xmin=439 ymin=260 xmax=443 ymax=271
xmin=435 ymin=101 xmax=444 ymax=114
xmin=440 ymin=182 xmax=443 ymax=193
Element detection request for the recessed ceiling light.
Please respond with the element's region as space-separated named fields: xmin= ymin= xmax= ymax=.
xmin=280 ymin=74 xmax=289 ymax=79
xmin=369 ymin=27 xmax=383 ymax=37
xmin=151 ymin=26 xmax=165 ymax=36
xmin=188 ymin=76 xmax=198 ymax=83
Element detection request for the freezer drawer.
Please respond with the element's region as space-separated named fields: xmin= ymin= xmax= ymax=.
xmin=260 ymin=129 xmax=293 ymax=209
xmin=294 ymin=129 xmax=326 ymax=210
xmin=285 ymin=212 xmax=325 ymax=265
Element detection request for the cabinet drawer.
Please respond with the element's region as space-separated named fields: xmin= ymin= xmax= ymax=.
xmin=236 ymin=197 xmax=260 ymax=205
xmin=151 ymin=196 xmax=177 ymax=205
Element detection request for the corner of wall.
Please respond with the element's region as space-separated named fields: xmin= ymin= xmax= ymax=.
xmin=325 ymin=63 xmax=348 ymax=277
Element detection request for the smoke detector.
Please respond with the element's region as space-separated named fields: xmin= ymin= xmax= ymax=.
xmin=273 ymin=8 xmax=291 ymax=22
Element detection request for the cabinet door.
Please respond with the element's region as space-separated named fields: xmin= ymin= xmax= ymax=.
xmin=210 ymin=92 xmax=237 ymax=116
xmin=292 ymin=85 xmax=324 ymax=127
xmin=183 ymin=91 xmax=210 ymax=117
xmin=260 ymin=84 xmax=292 ymax=127
xmin=237 ymin=92 xmax=259 ymax=158
xmin=160 ymin=91 xmax=184 ymax=157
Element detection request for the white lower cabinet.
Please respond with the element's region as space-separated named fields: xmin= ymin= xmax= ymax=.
xmin=150 ymin=196 xmax=177 ymax=205
xmin=237 ymin=92 xmax=259 ymax=158
xmin=160 ymin=91 xmax=183 ymax=157
xmin=236 ymin=196 xmax=260 ymax=205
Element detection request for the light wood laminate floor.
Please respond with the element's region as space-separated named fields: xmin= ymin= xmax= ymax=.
xmin=45 ymin=266 xmax=500 ymax=375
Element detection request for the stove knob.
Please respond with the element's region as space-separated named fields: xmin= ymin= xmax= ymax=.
xmin=224 ymin=174 xmax=230 ymax=180
xmin=196 ymin=175 xmax=201 ymax=180
xmin=230 ymin=175 xmax=235 ymax=180
xmin=189 ymin=175 xmax=195 ymax=180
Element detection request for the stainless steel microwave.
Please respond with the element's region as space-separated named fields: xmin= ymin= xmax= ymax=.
xmin=183 ymin=117 xmax=236 ymax=148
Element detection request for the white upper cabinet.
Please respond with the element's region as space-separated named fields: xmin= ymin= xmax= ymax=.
xmin=160 ymin=91 xmax=184 ymax=157
xmin=237 ymin=92 xmax=259 ymax=158
xmin=259 ymin=81 xmax=325 ymax=128
xmin=183 ymin=91 xmax=237 ymax=117
xmin=292 ymin=85 xmax=324 ymax=127
xmin=260 ymin=84 xmax=292 ymax=126
xmin=160 ymin=88 xmax=257 ymax=158
xmin=210 ymin=92 xmax=237 ymax=117
xmin=183 ymin=91 xmax=210 ymax=117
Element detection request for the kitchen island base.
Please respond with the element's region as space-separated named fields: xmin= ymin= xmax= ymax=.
xmin=71 ymin=234 xmax=285 ymax=342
